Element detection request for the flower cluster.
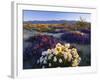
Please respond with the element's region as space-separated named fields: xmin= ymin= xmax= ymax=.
xmin=37 ymin=43 xmax=81 ymax=68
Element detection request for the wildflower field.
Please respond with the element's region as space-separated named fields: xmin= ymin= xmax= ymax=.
xmin=23 ymin=10 xmax=91 ymax=69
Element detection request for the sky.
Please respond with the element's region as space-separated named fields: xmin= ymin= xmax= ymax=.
xmin=23 ymin=10 xmax=91 ymax=22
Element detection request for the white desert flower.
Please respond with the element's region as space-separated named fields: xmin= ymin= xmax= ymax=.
xmin=77 ymin=57 xmax=81 ymax=63
xmin=50 ymin=53 xmax=53 ymax=57
xmin=79 ymin=57 xmax=81 ymax=61
xmin=51 ymin=49 xmax=55 ymax=54
xmin=39 ymin=56 xmax=44 ymax=63
xmin=63 ymin=52 xmax=67 ymax=59
xmin=53 ymin=49 xmax=58 ymax=55
xmin=65 ymin=43 xmax=70 ymax=48
xmin=48 ymin=55 xmax=52 ymax=60
xmin=53 ymin=56 xmax=57 ymax=62
xmin=59 ymin=58 xmax=63 ymax=63
xmin=44 ymin=56 xmax=47 ymax=60
xmin=42 ymin=51 xmax=48 ymax=56
xmin=48 ymin=54 xmax=53 ymax=60
xmin=56 ymin=43 xmax=62 ymax=47
xmin=49 ymin=63 xmax=52 ymax=67
xmin=43 ymin=60 xmax=47 ymax=64
xmin=47 ymin=49 xmax=52 ymax=54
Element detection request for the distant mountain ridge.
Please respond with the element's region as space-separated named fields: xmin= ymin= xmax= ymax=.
xmin=23 ymin=20 xmax=83 ymax=24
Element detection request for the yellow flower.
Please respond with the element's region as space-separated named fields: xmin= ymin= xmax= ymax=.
xmin=71 ymin=50 xmax=79 ymax=58
xmin=55 ymin=46 xmax=62 ymax=54
xmin=55 ymin=43 xmax=65 ymax=54
xmin=61 ymin=45 xmax=65 ymax=51
xmin=72 ymin=48 xmax=77 ymax=52
xmin=72 ymin=59 xmax=79 ymax=67
xmin=74 ymin=54 xmax=79 ymax=58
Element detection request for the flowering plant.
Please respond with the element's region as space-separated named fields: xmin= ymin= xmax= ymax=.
xmin=37 ymin=43 xmax=81 ymax=68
